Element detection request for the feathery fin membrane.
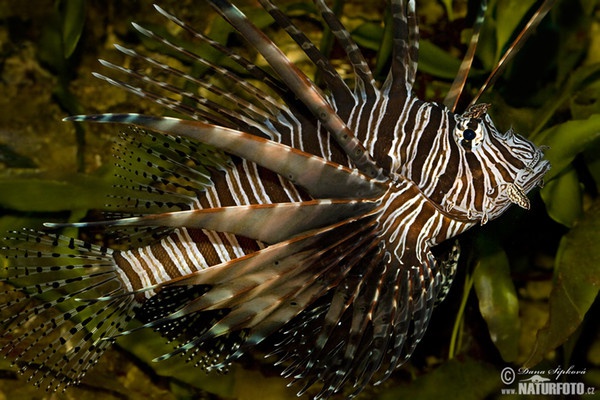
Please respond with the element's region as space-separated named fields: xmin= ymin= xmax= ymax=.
xmin=64 ymin=114 xmax=386 ymax=200
xmin=45 ymin=199 xmax=378 ymax=245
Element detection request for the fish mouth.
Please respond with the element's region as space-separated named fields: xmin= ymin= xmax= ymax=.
xmin=503 ymin=148 xmax=550 ymax=211
xmin=516 ymin=148 xmax=551 ymax=195
xmin=470 ymin=148 xmax=550 ymax=223
xmin=433 ymin=147 xmax=550 ymax=225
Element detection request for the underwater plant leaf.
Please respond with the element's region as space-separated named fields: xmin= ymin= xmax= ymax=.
xmin=116 ymin=329 xmax=237 ymax=398
xmin=367 ymin=9 xmax=478 ymax=79
xmin=535 ymin=113 xmax=600 ymax=182
xmin=374 ymin=8 xmax=393 ymax=78
xmin=231 ymin=367 xmax=303 ymax=400
xmin=555 ymin=0 xmax=593 ymax=87
xmin=0 ymin=216 xmax=51 ymax=243
xmin=0 ymin=144 xmax=37 ymax=168
xmin=418 ymin=40 xmax=464 ymax=80
xmin=0 ymin=176 xmax=112 ymax=212
xmin=570 ymin=79 xmax=600 ymax=120
xmin=584 ymin=140 xmax=600 ymax=189
xmin=377 ymin=357 xmax=500 ymax=400
xmin=118 ymin=330 xmax=300 ymax=399
xmin=351 ymin=22 xmax=385 ymax=52
xmin=532 ymin=63 xmax=600 ymax=137
xmin=473 ymin=237 xmax=520 ymax=362
xmin=540 ymin=167 xmax=583 ymax=228
xmin=524 ymin=198 xmax=600 ymax=368
xmin=494 ymin=0 xmax=538 ymax=61
xmin=37 ymin=11 xmax=66 ymax=73
xmin=283 ymin=2 xmax=318 ymax=15
xmin=440 ymin=0 xmax=454 ymax=21
xmin=60 ymin=0 xmax=85 ymax=59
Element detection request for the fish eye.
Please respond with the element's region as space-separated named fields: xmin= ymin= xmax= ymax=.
xmin=463 ymin=129 xmax=477 ymax=141
xmin=454 ymin=118 xmax=483 ymax=150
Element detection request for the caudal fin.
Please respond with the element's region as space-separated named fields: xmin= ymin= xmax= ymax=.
xmin=0 ymin=229 xmax=138 ymax=391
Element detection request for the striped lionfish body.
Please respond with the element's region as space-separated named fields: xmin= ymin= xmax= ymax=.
xmin=1 ymin=0 xmax=550 ymax=398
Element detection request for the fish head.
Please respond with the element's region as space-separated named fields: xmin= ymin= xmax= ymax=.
xmin=439 ymin=104 xmax=550 ymax=224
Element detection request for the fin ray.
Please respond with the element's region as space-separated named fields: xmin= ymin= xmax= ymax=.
xmin=66 ymin=114 xmax=386 ymax=199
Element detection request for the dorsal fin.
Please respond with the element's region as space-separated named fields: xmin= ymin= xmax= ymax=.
xmin=206 ymin=0 xmax=385 ymax=180
xmin=257 ymin=0 xmax=354 ymax=103
xmin=313 ymin=0 xmax=378 ymax=100
xmin=382 ymin=0 xmax=419 ymax=96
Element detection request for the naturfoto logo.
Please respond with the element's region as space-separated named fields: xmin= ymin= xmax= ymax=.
xmin=500 ymin=366 xmax=595 ymax=396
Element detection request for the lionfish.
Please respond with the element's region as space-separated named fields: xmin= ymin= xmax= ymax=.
xmin=1 ymin=0 xmax=551 ymax=398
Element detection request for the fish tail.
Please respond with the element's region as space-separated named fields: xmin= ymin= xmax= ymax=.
xmin=0 ymin=229 xmax=138 ymax=391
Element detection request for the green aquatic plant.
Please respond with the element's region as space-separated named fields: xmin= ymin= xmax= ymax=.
xmin=38 ymin=0 xmax=87 ymax=171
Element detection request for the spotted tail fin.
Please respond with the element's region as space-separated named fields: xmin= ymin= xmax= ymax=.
xmin=0 ymin=230 xmax=138 ymax=391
